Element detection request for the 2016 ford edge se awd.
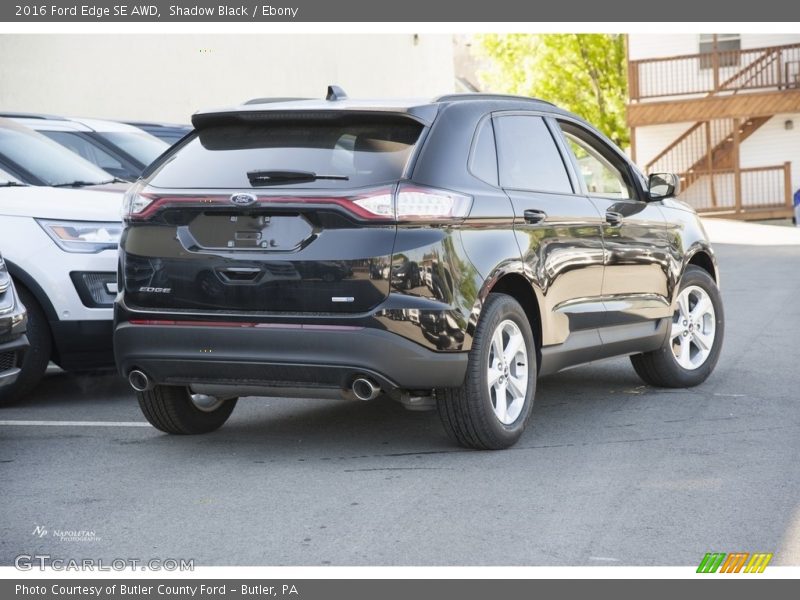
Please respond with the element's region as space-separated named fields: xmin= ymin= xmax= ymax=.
xmin=114 ymin=90 xmax=724 ymax=450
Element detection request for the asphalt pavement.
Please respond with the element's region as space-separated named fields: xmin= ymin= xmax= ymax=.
xmin=2 ymin=241 xmax=799 ymax=566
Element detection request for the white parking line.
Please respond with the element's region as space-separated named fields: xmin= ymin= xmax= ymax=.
xmin=0 ymin=420 xmax=150 ymax=427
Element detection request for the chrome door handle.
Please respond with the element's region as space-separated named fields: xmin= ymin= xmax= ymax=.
xmin=523 ymin=209 xmax=547 ymax=224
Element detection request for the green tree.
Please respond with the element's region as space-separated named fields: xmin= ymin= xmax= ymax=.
xmin=475 ymin=34 xmax=629 ymax=148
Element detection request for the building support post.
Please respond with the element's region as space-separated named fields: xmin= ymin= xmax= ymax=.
xmin=784 ymin=161 xmax=793 ymax=209
xmin=733 ymin=117 xmax=742 ymax=216
xmin=705 ymin=121 xmax=717 ymax=207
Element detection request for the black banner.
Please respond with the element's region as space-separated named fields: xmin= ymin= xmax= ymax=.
xmin=2 ymin=0 xmax=798 ymax=22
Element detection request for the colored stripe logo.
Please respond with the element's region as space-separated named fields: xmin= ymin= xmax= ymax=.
xmin=697 ymin=552 xmax=773 ymax=573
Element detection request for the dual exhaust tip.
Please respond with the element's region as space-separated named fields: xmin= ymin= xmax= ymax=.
xmin=128 ymin=369 xmax=382 ymax=401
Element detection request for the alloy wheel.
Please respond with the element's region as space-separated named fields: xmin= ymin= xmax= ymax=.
xmin=487 ymin=319 xmax=529 ymax=425
xmin=671 ymin=285 xmax=716 ymax=370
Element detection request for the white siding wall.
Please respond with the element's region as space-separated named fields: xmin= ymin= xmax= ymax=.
xmin=739 ymin=113 xmax=800 ymax=192
xmin=634 ymin=113 xmax=800 ymax=205
xmin=629 ymin=34 xmax=800 ymax=61
xmin=0 ymin=35 xmax=455 ymax=123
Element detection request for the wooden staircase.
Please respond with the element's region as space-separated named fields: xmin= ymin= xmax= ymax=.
xmin=645 ymin=116 xmax=770 ymax=190
xmin=628 ymin=40 xmax=798 ymax=217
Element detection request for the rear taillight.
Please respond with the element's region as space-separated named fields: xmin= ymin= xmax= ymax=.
xmin=352 ymin=183 xmax=471 ymax=222
xmin=394 ymin=184 xmax=472 ymax=221
xmin=125 ymin=183 xmax=471 ymax=223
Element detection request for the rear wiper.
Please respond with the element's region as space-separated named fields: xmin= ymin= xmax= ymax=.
xmin=246 ymin=170 xmax=349 ymax=186
xmin=52 ymin=180 xmax=104 ymax=188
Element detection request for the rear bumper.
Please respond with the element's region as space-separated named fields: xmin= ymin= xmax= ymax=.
xmin=114 ymin=321 xmax=468 ymax=392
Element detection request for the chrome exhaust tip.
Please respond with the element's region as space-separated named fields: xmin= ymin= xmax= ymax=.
xmin=128 ymin=369 xmax=153 ymax=392
xmin=351 ymin=377 xmax=381 ymax=401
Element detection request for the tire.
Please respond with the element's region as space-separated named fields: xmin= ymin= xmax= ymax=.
xmin=436 ymin=293 xmax=537 ymax=450
xmin=631 ymin=265 xmax=724 ymax=388
xmin=0 ymin=286 xmax=52 ymax=406
xmin=137 ymin=385 xmax=237 ymax=434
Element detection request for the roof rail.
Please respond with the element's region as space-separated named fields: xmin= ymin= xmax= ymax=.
xmin=0 ymin=111 xmax=68 ymax=120
xmin=433 ymin=93 xmax=556 ymax=107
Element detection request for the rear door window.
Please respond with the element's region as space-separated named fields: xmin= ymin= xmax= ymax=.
xmin=148 ymin=114 xmax=424 ymax=189
xmin=494 ymin=115 xmax=573 ymax=194
xmin=469 ymin=118 xmax=499 ymax=186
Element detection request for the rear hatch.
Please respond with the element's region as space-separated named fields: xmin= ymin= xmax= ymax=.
xmin=121 ymin=112 xmax=424 ymax=313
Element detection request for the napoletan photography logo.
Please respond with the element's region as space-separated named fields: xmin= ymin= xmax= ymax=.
xmin=32 ymin=524 xmax=101 ymax=543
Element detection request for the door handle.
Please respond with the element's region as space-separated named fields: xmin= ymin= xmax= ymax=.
xmin=523 ymin=209 xmax=547 ymax=224
xmin=605 ymin=211 xmax=624 ymax=226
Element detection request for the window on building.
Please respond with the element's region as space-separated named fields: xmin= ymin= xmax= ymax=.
xmin=699 ymin=34 xmax=741 ymax=69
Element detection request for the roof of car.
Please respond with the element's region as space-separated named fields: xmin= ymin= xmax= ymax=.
xmin=122 ymin=120 xmax=192 ymax=130
xmin=70 ymin=117 xmax=151 ymax=134
xmin=0 ymin=111 xmax=69 ymax=120
xmin=192 ymin=91 xmax=565 ymax=129
xmin=11 ymin=117 xmax=93 ymax=132
xmin=8 ymin=115 xmax=152 ymax=134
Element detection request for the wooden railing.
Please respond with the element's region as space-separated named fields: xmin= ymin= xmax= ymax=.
xmin=677 ymin=162 xmax=793 ymax=217
xmin=629 ymin=42 xmax=800 ymax=101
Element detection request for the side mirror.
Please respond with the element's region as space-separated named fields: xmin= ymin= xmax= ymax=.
xmin=648 ymin=173 xmax=680 ymax=200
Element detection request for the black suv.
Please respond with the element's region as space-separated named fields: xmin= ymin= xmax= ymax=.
xmin=0 ymin=253 xmax=28 ymax=398
xmin=114 ymin=90 xmax=724 ymax=449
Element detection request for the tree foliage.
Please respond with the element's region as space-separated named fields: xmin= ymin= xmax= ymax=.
xmin=475 ymin=34 xmax=629 ymax=148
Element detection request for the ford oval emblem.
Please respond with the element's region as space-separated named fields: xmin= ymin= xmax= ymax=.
xmin=230 ymin=193 xmax=258 ymax=206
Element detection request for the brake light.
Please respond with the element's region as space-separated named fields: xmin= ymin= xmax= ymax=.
xmin=124 ymin=183 xmax=471 ymax=222
xmin=395 ymin=184 xmax=472 ymax=221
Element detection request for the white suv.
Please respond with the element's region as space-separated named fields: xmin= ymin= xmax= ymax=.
xmin=4 ymin=113 xmax=167 ymax=182
xmin=0 ymin=126 xmax=123 ymax=403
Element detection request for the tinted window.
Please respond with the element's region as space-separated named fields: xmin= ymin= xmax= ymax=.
xmin=96 ymin=131 xmax=168 ymax=166
xmin=494 ymin=115 xmax=572 ymax=194
xmin=0 ymin=165 xmax=22 ymax=183
xmin=43 ymin=131 xmax=125 ymax=172
xmin=470 ymin=118 xmax=498 ymax=185
xmin=559 ymin=123 xmax=637 ymax=200
xmin=148 ymin=115 xmax=423 ymax=189
xmin=0 ymin=127 xmax=112 ymax=186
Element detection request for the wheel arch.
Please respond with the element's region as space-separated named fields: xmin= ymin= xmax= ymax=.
xmin=486 ymin=272 xmax=543 ymax=367
xmin=4 ymin=260 xmax=57 ymax=362
xmin=685 ymin=247 xmax=719 ymax=285
xmin=4 ymin=259 xmax=58 ymax=321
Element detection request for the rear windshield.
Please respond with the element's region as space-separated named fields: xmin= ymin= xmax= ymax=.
xmin=147 ymin=114 xmax=424 ymax=189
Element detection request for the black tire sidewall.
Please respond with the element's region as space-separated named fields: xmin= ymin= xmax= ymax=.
xmin=138 ymin=385 xmax=237 ymax=434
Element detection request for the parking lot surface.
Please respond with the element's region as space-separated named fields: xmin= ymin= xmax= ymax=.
xmin=2 ymin=243 xmax=799 ymax=566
